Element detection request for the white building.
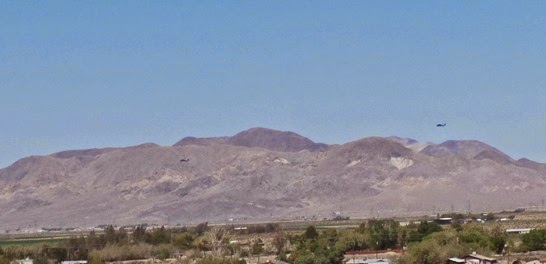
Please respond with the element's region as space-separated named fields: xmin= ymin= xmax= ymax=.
xmin=506 ymin=228 xmax=532 ymax=234
xmin=61 ymin=261 xmax=88 ymax=264
xmin=18 ymin=258 xmax=33 ymax=264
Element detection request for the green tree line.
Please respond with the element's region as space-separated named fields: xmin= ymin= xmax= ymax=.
xmin=0 ymin=221 xmax=544 ymax=264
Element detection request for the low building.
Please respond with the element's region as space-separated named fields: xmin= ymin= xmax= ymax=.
xmin=506 ymin=228 xmax=532 ymax=234
xmin=61 ymin=261 xmax=87 ymax=264
xmin=345 ymin=258 xmax=390 ymax=264
xmin=447 ymin=257 xmax=466 ymax=264
xmin=463 ymin=253 xmax=497 ymax=264
xmin=344 ymin=249 xmax=404 ymax=260
xmin=435 ymin=217 xmax=453 ymax=225
xmin=525 ymin=260 xmax=542 ymax=264
xmin=261 ymin=260 xmax=291 ymax=264
xmin=18 ymin=258 xmax=33 ymax=264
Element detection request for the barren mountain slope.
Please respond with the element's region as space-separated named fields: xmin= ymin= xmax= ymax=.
xmin=0 ymin=128 xmax=545 ymax=229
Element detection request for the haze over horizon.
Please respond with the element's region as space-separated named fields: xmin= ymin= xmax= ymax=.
xmin=2 ymin=1 xmax=546 ymax=168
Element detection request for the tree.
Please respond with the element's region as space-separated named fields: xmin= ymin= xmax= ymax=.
xmin=335 ymin=230 xmax=367 ymax=251
xmin=104 ymin=225 xmax=117 ymax=244
xmin=117 ymin=228 xmax=128 ymax=245
xmin=272 ymin=232 xmax=288 ymax=254
xmin=521 ymin=229 xmax=546 ymax=251
xmin=33 ymin=253 xmax=48 ymax=264
xmin=251 ymin=238 xmax=264 ymax=256
xmin=289 ymin=248 xmax=314 ymax=264
xmin=156 ymin=248 xmax=170 ymax=260
xmin=46 ymin=246 xmax=68 ymax=262
xmin=195 ymin=237 xmax=211 ymax=253
xmin=418 ymin=221 xmax=442 ymax=235
xmin=204 ymin=227 xmax=231 ymax=256
xmin=304 ymin=226 xmax=319 ymax=240
xmin=288 ymin=227 xmax=346 ymax=264
xmin=458 ymin=225 xmax=492 ymax=252
xmin=148 ymin=226 xmax=170 ymax=245
xmin=173 ymin=232 xmax=195 ymax=250
xmin=87 ymin=230 xmax=103 ymax=250
xmin=398 ymin=231 xmax=464 ymax=264
xmin=265 ymin=223 xmax=279 ymax=233
xmin=226 ymin=243 xmax=240 ymax=256
xmin=409 ymin=221 xmax=443 ymax=242
xmin=194 ymin=222 xmax=209 ymax=236
xmin=489 ymin=226 xmax=506 ymax=254
xmin=132 ymin=225 xmax=147 ymax=243
xmin=485 ymin=213 xmax=496 ymax=221
xmin=366 ymin=219 xmax=399 ymax=249
xmin=65 ymin=236 xmax=88 ymax=260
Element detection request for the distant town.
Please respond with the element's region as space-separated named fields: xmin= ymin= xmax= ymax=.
xmin=1 ymin=208 xmax=545 ymax=264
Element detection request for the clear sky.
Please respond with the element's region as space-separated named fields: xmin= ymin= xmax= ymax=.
xmin=1 ymin=1 xmax=546 ymax=168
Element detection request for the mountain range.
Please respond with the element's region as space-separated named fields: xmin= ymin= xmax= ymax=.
xmin=1 ymin=127 xmax=545 ymax=229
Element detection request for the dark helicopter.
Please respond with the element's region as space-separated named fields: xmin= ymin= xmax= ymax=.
xmin=436 ymin=123 xmax=446 ymax=127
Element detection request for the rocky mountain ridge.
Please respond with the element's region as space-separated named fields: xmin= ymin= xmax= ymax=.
xmin=1 ymin=127 xmax=545 ymax=229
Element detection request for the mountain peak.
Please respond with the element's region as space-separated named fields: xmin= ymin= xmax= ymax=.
xmin=420 ymin=140 xmax=513 ymax=162
xmin=228 ymin=127 xmax=326 ymax=152
xmin=174 ymin=127 xmax=326 ymax=152
xmin=339 ymin=137 xmax=413 ymax=158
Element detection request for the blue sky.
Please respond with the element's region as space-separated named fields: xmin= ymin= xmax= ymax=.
xmin=1 ymin=1 xmax=546 ymax=167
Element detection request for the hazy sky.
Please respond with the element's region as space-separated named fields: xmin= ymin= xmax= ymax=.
xmin=1 ymin=1 xmax=546 ymax=168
